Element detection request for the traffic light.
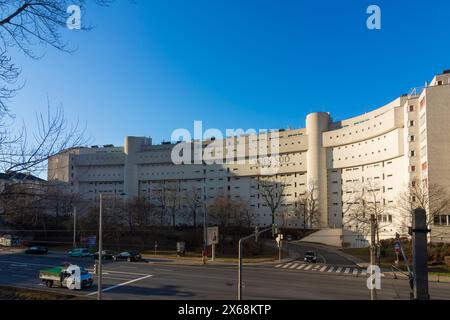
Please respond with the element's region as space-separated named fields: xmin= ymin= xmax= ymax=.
xmin=255 ymin=226 xmax=259 ymax=243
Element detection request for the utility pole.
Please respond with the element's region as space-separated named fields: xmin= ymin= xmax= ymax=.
xmin=98 ymin=194 xmax=103 ymax=301
xmin=73 ymin=206 xmax=77 ymax=249
xmin=412 ymin=208 xmax=430 ymax=300
xmin=370 ymin=214 xmax=377 ymax=300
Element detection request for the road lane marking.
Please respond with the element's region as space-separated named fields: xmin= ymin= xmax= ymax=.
xmin=281 ymin=263 xmax=292 ymax=269
xmin=319 ymin=266 xmax=327 ymax=272
xmin=0 ymin=260 xmax=53 ymax=268
xmin=275 ymin=264 xmax=283 ymax=268
xmin=304 ymin=264 xmax=313 ymax=271
xmin=9 ymin=263 xmax=28 ymax=268
xmin=297 ymin=264 xmax=306 ymax=270
xmin=327 ymin=267 xmax=335 ymax=272
xmin=335 ymin=267 xmax=343 ymax=273
xmin=311 ymin=265 xmax=320 ymax=271
xmin=86 ymin=275 xmax=152 ymax=296
xmin=344 ymin=268 xmax=351 ymax=274
xmin=86 ymin=269 xmax=149 ymax=277
xmin=289 ymin=263 xmax=299 ymax=269
xmin=361 ymin=270 xmax=367 ymax=276
xmin=353 ymin=269 xmax=358 ymax=275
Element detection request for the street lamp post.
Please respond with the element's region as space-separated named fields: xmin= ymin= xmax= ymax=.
xmin=238 ymin=226 xmax=273 ymax=300
xmin=203 ymin=203 xmax=207 ymax=264
xmin=98 ymin=193 xmax=103 ymax=300
xmin=73 ymin=206 xmax=77 ymax=249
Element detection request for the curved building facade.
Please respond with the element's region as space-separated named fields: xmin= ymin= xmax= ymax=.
xmin=48 ymin=71 xmax=450 ymax=245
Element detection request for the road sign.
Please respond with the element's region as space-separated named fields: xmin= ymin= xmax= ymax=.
xmin=207 ymin=226 xmax=219 ymax=245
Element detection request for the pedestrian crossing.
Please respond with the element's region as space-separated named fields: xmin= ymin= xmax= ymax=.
xmin=274 ymin=262 xmax=384 ymax=277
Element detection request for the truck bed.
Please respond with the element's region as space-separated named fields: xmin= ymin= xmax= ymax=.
xmin=39 ymin=267 xmax=63 ymax=280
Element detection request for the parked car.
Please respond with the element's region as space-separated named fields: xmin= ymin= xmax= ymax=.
xmin=68 ymin=248 xmax=92 ymax=258
xmin=113 ymin=251 xmax=142 ymax=262
xmin=25 ymin=246 xmax=48 ymax=255
xmin=304 ymin=250 xmax=317 ymax=263
xmin=93 ymin=250 xmax=114 ymax=260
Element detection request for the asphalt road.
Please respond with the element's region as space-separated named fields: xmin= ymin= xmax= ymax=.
xmin=286 ymin=241 xmax=357 ymax=266
xmin=1 ymin=250 xmax=450 ymax=300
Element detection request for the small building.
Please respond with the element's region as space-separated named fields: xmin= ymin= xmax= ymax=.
xmin=0 ymin=234 xmax=22 ymax=247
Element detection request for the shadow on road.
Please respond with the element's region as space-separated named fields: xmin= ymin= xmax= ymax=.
xmin=101 ymin=284 xmax=194 ymax=298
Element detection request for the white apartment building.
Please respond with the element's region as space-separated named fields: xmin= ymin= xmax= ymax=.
xmin=48 ymin=70 xmax=450 ymax=246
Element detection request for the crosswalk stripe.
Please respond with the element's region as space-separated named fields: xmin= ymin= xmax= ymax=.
xmin=275 ymin=264 xmax=283 ymax=268
xmin=327 ymin=266 xmax=335 ymax=272
xmin=290 ymin=263 xmax=299 ymax=269
xmin=319 ymin=266 xmax=327 ymax=272
xmin=344 ymin=268 xmax=351 ymax=274
xmin=297 ymin=264 xmax=306 ymax=270
xmin=352 ymin=269 xmax=358 ymax=275
xmin=282 ymin=263 xmax=293 ymax=269
xmin=361 ymin=270 xmax=367 ymax=275
xmin=336 ymin=267 xmax=343 ymax=273
xmin=304 ymin=264 xmax=313 ymax=270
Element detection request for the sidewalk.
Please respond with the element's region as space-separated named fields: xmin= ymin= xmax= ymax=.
xmin=143 ymin=241 xmax=301 ymax=267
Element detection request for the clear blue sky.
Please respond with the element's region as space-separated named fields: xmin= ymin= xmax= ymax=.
xmin=9 ymin=0 xmax=450 ymax=147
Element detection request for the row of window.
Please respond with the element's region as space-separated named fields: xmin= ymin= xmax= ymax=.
xmin=433 ymin=215 xmax=450 ymax=227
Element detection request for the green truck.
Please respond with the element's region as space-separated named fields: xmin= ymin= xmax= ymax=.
xmin=39 ymin=264 xmax=93 ymax=290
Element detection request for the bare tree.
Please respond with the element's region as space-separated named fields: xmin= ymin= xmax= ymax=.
xmin=0 ymin=0 xmax=119 ymax=175
xmin=184 ymin=186 xmax=203 ymax=228
xmin=0 ymin=104 xmax=86 ymax=175
xmin=166 ymin=181 xmax=181 ymax=228
xmin=208 ymin=194 xmax=251 ymax=230
xmin=398 ymin=182 xmax=450 ymax=230
xmin=0 ymin=177 xmax=76 ymax=233
xmin=343 ymin=180 xmax=392 ymax=243
xmin=152 ymin=181 xmax=175 ymax=226
xmin=256 ymin=176 xmax=286 ymax=225
xmin=295 ymin=180 xmax=319 ymax=229
xmin=0 ymin=1 xmax=114 ymax=109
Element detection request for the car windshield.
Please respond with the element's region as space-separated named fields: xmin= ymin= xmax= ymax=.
xmin=80 ymin=267 xmax=88 ymax=275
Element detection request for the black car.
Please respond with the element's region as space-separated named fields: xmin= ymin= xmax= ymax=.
xmin=93 ymin=250 xmax=114 ymax=260
xmin=113 ymin=251 xmax=142 ymax=262
xmin=304 ymin=250 xmax=317 ymax=263
xmin=25 ymin=246 xmax=48 ymax=255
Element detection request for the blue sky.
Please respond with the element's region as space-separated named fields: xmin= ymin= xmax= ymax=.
xmin=9 ymin=0 xmax=450 ymax=147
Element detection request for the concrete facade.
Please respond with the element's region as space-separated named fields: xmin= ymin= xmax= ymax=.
xmin=48 ymin=71 xmax=450 ymax=245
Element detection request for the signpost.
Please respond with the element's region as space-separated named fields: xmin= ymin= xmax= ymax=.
xmin=276 ymin=234 xmax=284 ymax=262
xmin=207 ymin=226 xmax=219 ymax=261
xmin=394 ymin=242 xmax=401 ymax=266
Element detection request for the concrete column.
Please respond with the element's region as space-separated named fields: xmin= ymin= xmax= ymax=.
xmin=306 ymin=112 xmax=330 ymax=228
xmin=124 ymin=136 xmax=151 ymax=198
